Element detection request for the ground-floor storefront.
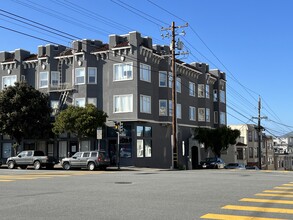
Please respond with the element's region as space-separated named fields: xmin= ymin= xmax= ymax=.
xmin=0 ymin=122 xmax=199 ymax=169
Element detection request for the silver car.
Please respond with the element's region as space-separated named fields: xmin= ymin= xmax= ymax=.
xmin=61 ymin=151 xmax=110 ymax=171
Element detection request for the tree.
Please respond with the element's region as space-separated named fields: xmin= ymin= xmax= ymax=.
xmin=53 ymin=104 xmax=108 ymax=151
xmin=0 ymin=82 xmax=52 ymax=153
xmin=193 ymin=126 xmax=240 ymax=157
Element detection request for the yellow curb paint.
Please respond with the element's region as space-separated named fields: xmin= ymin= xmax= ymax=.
xmin=240 ymin=198 xmax=293 ymax=205
xmin=223 ymin=205 xmax=293 ymax=214
xmin=274 ymin=187 xmax=293 ymax=190
xmin=200 ymin=213 xmax=288 ymax=220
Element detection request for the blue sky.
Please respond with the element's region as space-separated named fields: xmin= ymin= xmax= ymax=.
xmin=0 ymin=0 xmax=292 ymax=136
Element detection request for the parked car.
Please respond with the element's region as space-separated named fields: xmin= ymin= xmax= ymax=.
xmin=224 ymin=163 xmax=246 ymax=169
xmin=0 ymin=160 xmax=2 ymax=167
xmin=199 ymin=157 xmax=225 ymax=169
xmin=6 ymin=150 xmax=58 ymax=170
xmin=61 ymin=150 xmax=110 ymax=171
xmin=245 ymin=165 xmax=260 ymax=170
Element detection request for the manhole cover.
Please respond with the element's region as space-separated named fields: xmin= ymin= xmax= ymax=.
xmin=115 ymin=182 xmax=132 ymax=184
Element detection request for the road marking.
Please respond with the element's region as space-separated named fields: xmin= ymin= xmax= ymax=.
xmin=282 ymin=184 xmax=293 ymax=187
xmin=274 ymin=187 xmax=293 ymax=190
xmin=200 ymin=213 xmax=288 ymax=219
xmin=0 ymin=179 xmax=15 ymax=182
xmin=240 ymin=198 xmax=293 ymax=205
xmin=222 ymin=205 xmax=293 ymax=214
xmin=255 ymin=193 xmax=293 ymax=198
xmin=264 ymin=190 xmax=293 ymax=194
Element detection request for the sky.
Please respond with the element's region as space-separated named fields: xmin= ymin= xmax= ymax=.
xmin=0 ymin=0 xmax=292 ymax=137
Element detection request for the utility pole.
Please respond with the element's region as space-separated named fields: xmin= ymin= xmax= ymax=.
xmin=253 ymin=96 xmax=267 ymax=170
xmin=161 ymin=22 xmax=188 ymax=169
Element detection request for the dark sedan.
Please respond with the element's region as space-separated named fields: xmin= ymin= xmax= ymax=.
xmin=199 ymin=157 xmax=225 ymax=169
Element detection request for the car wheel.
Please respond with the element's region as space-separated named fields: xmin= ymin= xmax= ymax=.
xmin=88 ymin=162 xmax=95 ymax=171
xmin=215 ymin=165 xmax=218 ymax=169
xmin=20 ymin=165 xmax=27 ymax=169
xmin=7 ymin=161 xmax=15 ymax=169
xmin=34 ymin=161 xmax=41 ymax=170
xmin=62 ymin=162 xmax=71 ymax=170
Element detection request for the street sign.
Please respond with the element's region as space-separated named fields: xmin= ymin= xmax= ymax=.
xmin=96 ymin=127 xmax=102 ymax=140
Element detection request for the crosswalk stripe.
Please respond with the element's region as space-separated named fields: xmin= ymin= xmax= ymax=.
xmin=255 ymin=193 xmax=293 ymax=198
xmin=282 ymin=184 xmax=293 ymax=187
xmin=200 ymin=213 xmax=288 ymax=220
xmin=0 ymin=180 xmax=15 ymax=182
xmin=240 ymin=198 xmax=293 ymax=205
xmin=274 ymin=187 xmax=293 ymax=190
xmin=263 ymin=190 xmax=293 ymax=194
xmin=222 ymin=205 xmax=293 ymax=214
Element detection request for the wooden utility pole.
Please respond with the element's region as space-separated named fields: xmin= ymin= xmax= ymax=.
xmin=161 ymin=22 xmax=188 ymax=169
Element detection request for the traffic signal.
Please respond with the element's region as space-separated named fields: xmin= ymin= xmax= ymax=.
xmin=119 ymin=122 xmax=124 ymax=133
xmin=114 ymin=121 xmax=120 ymax=132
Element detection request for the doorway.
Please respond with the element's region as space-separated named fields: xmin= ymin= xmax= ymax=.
xmin=192 ymin=146 xmax=199 ymax=169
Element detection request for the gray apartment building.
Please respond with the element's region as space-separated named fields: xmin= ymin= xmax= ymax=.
xmin=0 ymin=31 xmax=226 ymax=169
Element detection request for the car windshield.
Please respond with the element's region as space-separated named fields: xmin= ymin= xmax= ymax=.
xmin=205 ymin=158 xmax=217 ymax=162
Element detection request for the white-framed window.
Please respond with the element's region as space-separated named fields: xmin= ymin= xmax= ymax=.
xmin=169 ymin=100 xmax=172 ymax=116
xmin=168 ymin=72 xmax=172 ymax=88
xmin=145 ymin=139 xmax=152 ymax=157
xmin=39 ymin=71 xmax=49 ymax=88
xmin=88 ymin=67 xmax=97 ymax=84
xmin=140 ymin=63 xmax=151 ymax=82
xmin=87 ymin=98 xmax=97 ymax=107
xmin=177 ymin=103 xmax=181 ymax=119
xmin=206 ymin=108 xmax=210 ymax=122
xmin=198 ymin=108 xmax=205 ymax=122
xmin=51 ymin=100 xmax=59 ymax=110
xmin=189 ymin=82 xmax=195 ymax=96
xmin=205 ymin=84 xmax=210 ymax=99
xmin=114 ymin=94 xmax=133 ymax=113
xmin=140 ymin=95 xmax=151 ymax=114
xmin=189 ymin=106 xmax=196 ymax=121
xmin=159 ymin=71 xmax=167 ymax=87
xmin=176 ymin=78 xmax=181 ymax=93
xmin=137 ymin=139 xmax=144 ymax=158
xmin=113 ymin=62 xmax=133 ymax=81
xmin=198 ymin=84 xmax=205 ymax=98
xmin=159 ymin=100 xmax=167 ymax=116
xmin=2 ymin=75 xmax=17 ymax=89
xmin=75 ymin=68 xmax=85 ymax=85
xmin=220 ymin=90 xmax=226 ymax=103
xmin=220 ymin=111 xmax=226 ymax=125
xmin=75 ymin=98 xmax=85 ymax=107
xmin=214 ymin=111 xmax=218 ymax=124
xmin=51 ymin=71 xmax=60 ymax=87
xmin=213 ymin=89 xmax=218 ymax=102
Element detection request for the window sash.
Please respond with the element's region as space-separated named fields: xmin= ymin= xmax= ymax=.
xmin=114 ymin=63 xmax=133 ymax=81
xmin=140 ymin=95 xmax=151 ymax=113
xmin=51 ymin=71 xmax=60 ymax=86
xmin=2 ymin=75 xmax=17 ymax=89
xmin=114 ymin=94 xmax=133 ymax=113
xmin=198 ymin=84 xmax=205 ymax=98
xmin=88 ymin=67 xmax=97 ymax=84
xmin=75 ymin=98 xmax=86 ymax=107
xmin=189 ymin=106 xmax=196 ymax=121
xmin=220 ymin=90 xmax=226 ymax=103
xmin=159 ymin=100 xmax=167 ymax=116
xmin=159 ymin=71 xmax=167 ymax=87
xmin=140 ymin=63 xmax=151 ymax=82
xmin=137 ymin=140 xmax=144 ymax=157
xmin=75 ymin=68 xmax=85 ymax=85
xmin=176 ymin=78 xmax=181 ymax=93
xmin=39 ymin=71 xmax=49 ymax=88
xmin=206 ymin=108 xmax=210 ymax=122
xmin=189 ymin=82 xmax=195 ymax=96
xmin=198 ymin=108 xmax=205 ymax=121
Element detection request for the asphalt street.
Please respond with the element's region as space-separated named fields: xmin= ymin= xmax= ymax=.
xmin=0 ymin=167 xmax=292 ymax=220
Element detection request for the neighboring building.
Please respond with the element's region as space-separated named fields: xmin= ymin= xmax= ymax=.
xmin=0 ymin=31 xmax=227 ymax=168
xmin=273 ymin=131 xmax=293 ymax=154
